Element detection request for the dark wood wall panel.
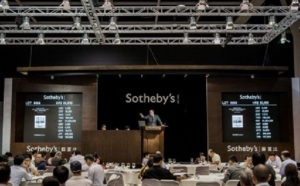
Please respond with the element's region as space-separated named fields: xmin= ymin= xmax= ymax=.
xmin=207 ymin=78 xmax=294 ymax=161
xmin=10 ymin=76 xmax=97 ymax=156
xmin=82 ymin=130 xmax=142 ymax=163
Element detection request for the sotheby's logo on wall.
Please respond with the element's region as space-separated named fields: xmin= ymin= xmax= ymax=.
xmin=125 ymin=93 xmax=180 ymax=105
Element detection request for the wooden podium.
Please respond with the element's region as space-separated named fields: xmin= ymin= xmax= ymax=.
xmin=142 ymin=126 xmax=165 ymax=155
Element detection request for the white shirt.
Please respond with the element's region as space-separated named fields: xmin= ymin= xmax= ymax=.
xmin=266 ymin=155 xmax=282 ymax=168
xmin=88 ymin=163 xmax=105 ymax=186
xmin=10 ymin=165 xmax=32 ymax=186
xmin=66 ymin=175 xmax=93 ymax=186
xmin=69 ymin=155 xmax=89 ymax=171
xmin=212 ymin=153 xmax=221 ymax=165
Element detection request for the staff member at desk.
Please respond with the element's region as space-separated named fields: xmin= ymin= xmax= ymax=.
xmin=140 ymin=109 xmax=163 ymax=126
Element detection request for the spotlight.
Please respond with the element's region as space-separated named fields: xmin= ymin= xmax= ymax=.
xmin=182 ymin=33 xmax=190 ymax=44
xmin=50 ymin=75 xmax=55 ymax=80
xmin=248 ymin=33 xmax=255 ymax=45
xmin=189 ymin=17 xmax=197 ymax=30
xmin=290 ymin=0 xmax=299 ymax=11
xmin=0 ymin=0 xmax=9 ymax=10
xmin=268 ymin=16 xmax=278 ymax=28
xmin=81 ymin=33 xmax=90 ymax=45
xmin=20 ymin=16 xmax=31 ymax=30
xmin=213 ymin=33 xmax=221 ymax=44
xmin=280 ymin=32 xmax=290 ymax=44
xmin=109 ymin=17 xmax=118 ymax=30
xmin=113 ymin=33 xmax=121 ymax=44
xmin=0 ymin=33 xmax=6 ymax=45
xmin=226 ymin=16 xmax=234 ymax=30
xmin=36 ymin=33 xmax=45 ymax=45
xmin=240 ymin=0 xmax=253 ymax=11
xmin=196 ymin=0 xmax=209 ymax=11
xmin=102 ymin=0 xmax=113 ymax=10
xmin=72 ymin=17 xmax=83 ymax=30
xmin=62 ymin=0 xmax=71 ymax=10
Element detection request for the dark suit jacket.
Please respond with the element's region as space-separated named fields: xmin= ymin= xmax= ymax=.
xmin=143 ymin=115 xmax=162 ymax=125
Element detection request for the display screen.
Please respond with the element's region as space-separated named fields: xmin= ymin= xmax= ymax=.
xmin=23 ymin=93 xmax=82 ymax=142
xmin=222 ymin=92 xmax=280 ymax=142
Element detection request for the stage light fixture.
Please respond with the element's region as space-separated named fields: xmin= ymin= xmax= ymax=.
xmin=102 ymin=0 xmax=113 ymax=10
xmin=196 ymin=0 xmax=209 ymax=11
xmin=0 ymin=0 xmax=9 ymax=10
xmin=20 ymin=16 xmax=31 ymax=30
xmin=240 ymin=0 xmax=253 ymax=11
xmin=222 ymin=34 xmax=232 ymax=48
xmin=268 ymin=16 xmax=278 ymax=28
xmin=62 ymin=0 xmax=71 ymax=10
xmin=81 ymin=33 xmax=90 ymax=45
xmin=290 ymin=0 xmax=299 ymax=11
xmin=280 ymin=32 xmax=290 ymax=44
xmin=36 ymin=33 xmax=45 ymax=45
xmin=0 ymin=33 xmax=6 ymax=45
xmin=109 ymin=17 xmax=118 ymax=30
xmin=213 ymin=33 xmax=221 ymax=44
xmin=248 ymin=33 xmax=255 ymax=45
xmin=189 ymin=17 xmax=197 ymax=30
xmin=226 ymin=16 xmax=234 ymax=30
xmin=113 ymin=33 xmax=121 ymax=44
xmin=73 ymin=17 xmax=83 ymax=30
xmin=182 ymin=33 xmax=191 ymax=44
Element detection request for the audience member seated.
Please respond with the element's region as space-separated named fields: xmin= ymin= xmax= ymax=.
xmin=85 ymin=154 xmax=105 ymax=186
xmin=10 ymin=155 xmax=33 ymax=186
xmin=252 ymin=164 xmax=271 ymax=186
xmin=266 ymin=152 xmax=282 ymax=168
xmin=142 ymin=154 xmax=186 ymax=181
xmin=142 ymin=152 xmax=150 ymax=166
xmin=36 ymin=152 xmax=48 ymax=170
xmin=66 ymin=161 xmax=92 ymax=186
xmin=240 ymin=154 xmax=253 ymax=169
xmin=0 ymin=155 xmax=8 ymax=164
xmin=155 ymin=151 xmax=167 ymax=169
xmin=0 ymin=163 xmax=11 ymax=186
xmin=223 ymin=155 xmax=243 ymax=183
xmin=47 ymin=151 xmax=56 ymax=166
xmin=31 ymin=150 xmax=38 ymax=165
xmin=5 ymin=152 xmax=14 ymax=167
xmin=53 ymin=166 xmax=69 ymax=186
xmin=69 ymin=150 xmax=88 ymax=171
xmin=22 ymin=153 xmax=39 ymax=176
xmin=42 ymin=176 xmax=60 ymax=186
xmin=52 ymin=151 xmax=63 ymax=167
xmin=281 ymin=163 xmax=300 ymax=186
xmin=239 ymin=169 xmax=254 ymax=186
xmin=138 ymin=158 xmax=154 ymax=179
xmin=194 ymin=152 xmax=207 ymax=164
xmin=280 ymin=150 xmax=297 ymax=178
xmin=252 ymin=152 xmax=275 ymax=186
xmin=208 ymin=149 xmax=221 ymax=165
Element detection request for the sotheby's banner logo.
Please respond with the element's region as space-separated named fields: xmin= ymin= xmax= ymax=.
xmin=125 ymin=93 xmax=180 ymax=105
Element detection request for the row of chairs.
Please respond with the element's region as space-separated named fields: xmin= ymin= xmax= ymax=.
xmin=142 ymin=179 xmax=240 ymax=186
xmin=169 ymin=166 xmax=210 ymax=175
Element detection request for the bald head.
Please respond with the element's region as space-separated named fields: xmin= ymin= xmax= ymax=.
xmin=253 ymin=164 xmax=270 ymax=184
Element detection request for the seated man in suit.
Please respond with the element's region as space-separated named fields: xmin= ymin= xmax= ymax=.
xmin=139 ymin=109 xmax=163 ymax=126
xmin=142 ymin=154 xmax=186 ymax=181
xmin=223 ymin=155 xmax=243 ymax=183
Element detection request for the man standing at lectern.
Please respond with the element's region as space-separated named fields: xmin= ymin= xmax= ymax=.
xmin=140 ymin=109 xmax=163 ymax=126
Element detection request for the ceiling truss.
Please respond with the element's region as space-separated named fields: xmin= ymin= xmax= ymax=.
xmin=0 ymin=4 xmax=299 ymax=45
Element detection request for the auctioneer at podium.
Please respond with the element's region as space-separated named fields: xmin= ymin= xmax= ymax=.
xmin=139 ymin=109 xmax=166 ymax=155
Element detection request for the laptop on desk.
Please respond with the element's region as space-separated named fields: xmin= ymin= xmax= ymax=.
xmin=138 ymin=120 xmax=146 ymax=127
